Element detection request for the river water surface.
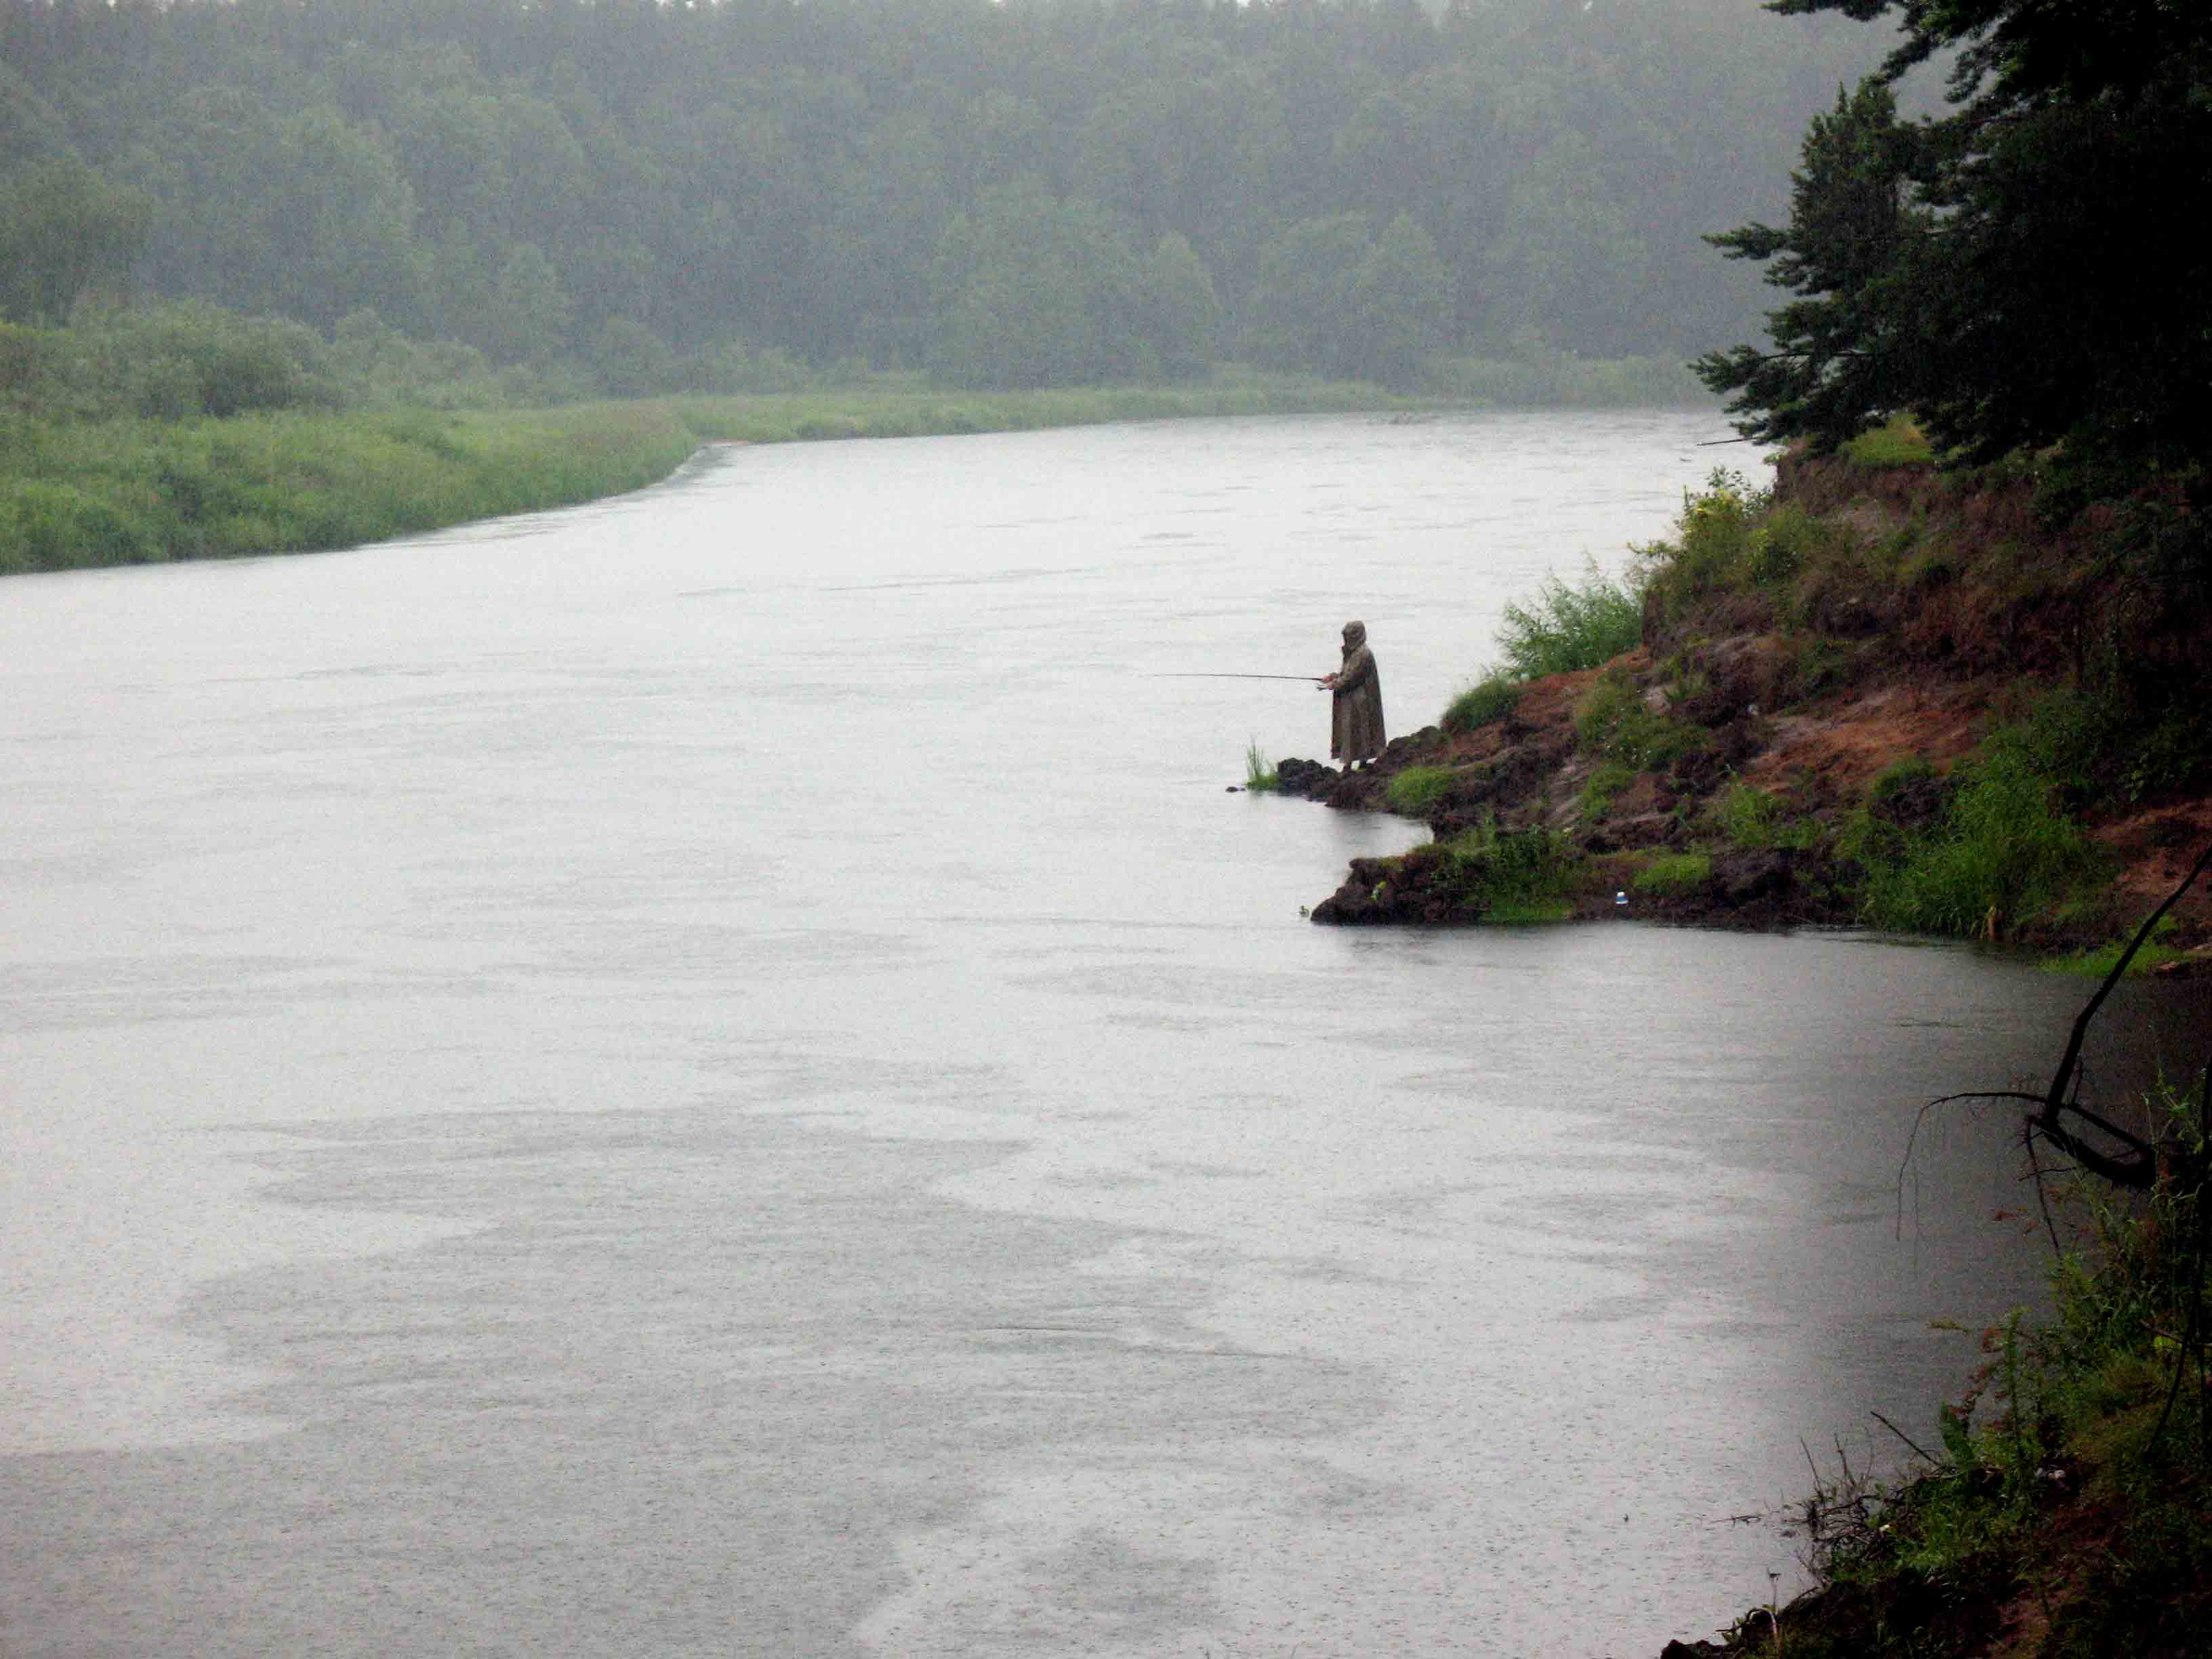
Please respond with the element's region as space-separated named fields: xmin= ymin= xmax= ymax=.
xmin=3 ymin=412 xmax=2200 ymax=1657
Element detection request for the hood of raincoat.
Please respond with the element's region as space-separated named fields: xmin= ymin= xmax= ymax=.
xmin=1340 ymin=620 xmax=1366 ymax=655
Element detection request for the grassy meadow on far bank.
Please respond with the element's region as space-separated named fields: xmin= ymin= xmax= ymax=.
xmin=3 ymin=379 xmax=1406 ymax=576
xmin=3 ymin=351 xmax=1707 ymax=577
xmin=1 ymin=401 xmax=700 ymax=574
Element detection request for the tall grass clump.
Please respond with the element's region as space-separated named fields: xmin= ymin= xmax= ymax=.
xmin=1441 ymin=817 xmax=1582 ymax=922
xmin=1384 ymin=765 xmax=1460 ymax=816
xmin=1715 ymin=781 xmax=1818 ymax=851
xmin=1574 ymin=665 xmax=1708 ymax=770
xmin=1632 ymin=851 xmax=1711 ymax=897
xmin=1495 ymin=556 xmax=1646 ymax=678
xmin=1243 ymin=741 xmax=1279 ymax=793
xmin=1840 ymin=414 xmax=1934 ymax=469
xmin=1856 ymin=735 xmax=2102 ymax=937
xmin=0 ymin=479 xmax=158 ymax=572
xmin=1578 ymin=759 xmax=1636 ymax=821
xmin=1440 ymin=671 xmax=1522 ymax=733
xmin=1433 ymin=558 xmax=1656 ymax=738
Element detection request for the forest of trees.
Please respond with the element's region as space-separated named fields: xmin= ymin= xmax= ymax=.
xmin=1697 ymin=0 xmax=2212 ymax=472
xmin=1 ymin=0 xmax=1891 ymax=398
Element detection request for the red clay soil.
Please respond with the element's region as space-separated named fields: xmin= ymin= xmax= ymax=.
xmin=1279 ymin=634 xmax=2212 ymax=942
xmin=1742 ymin=678 xmax=1991 ymax=802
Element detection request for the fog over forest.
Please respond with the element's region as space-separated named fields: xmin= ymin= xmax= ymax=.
xmin=2 ymin=0 xmax=1899 ymax=397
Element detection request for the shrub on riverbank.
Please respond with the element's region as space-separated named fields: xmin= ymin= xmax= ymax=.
xmin=1574 ymin=665 xmax=1707 ymax=770
xmin=1439 ymin=820 xmax=1582 ymax=922
xmin=1632 ymin=852 xmax=1710 ymax=897
xmin=1715 ymin=783 xmax=1818 ymax=852
xmin=1384 ymin=766 xmax=1461 ymax=816
xmin=1427 ymin=559 xmax=1644 ymax=747
xmin=1497 ymin=558 xmax=1645 ymax=679
xmin=1845 ymin=715 xmax=2107 ymax=939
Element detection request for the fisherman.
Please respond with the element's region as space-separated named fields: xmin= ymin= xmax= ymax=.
xmin=1317 ymin=619 xmax=1385 ymax=771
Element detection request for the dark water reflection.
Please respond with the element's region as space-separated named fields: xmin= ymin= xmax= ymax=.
xmin=3 ymin=413 xmax=2205 ymax=1657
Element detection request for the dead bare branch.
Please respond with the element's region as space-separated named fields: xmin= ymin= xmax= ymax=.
xmin=1869 ymin=1410 xmax=1939 ymax=1465
xmin=2031 ymin=841 xmax=2212 ymax=1190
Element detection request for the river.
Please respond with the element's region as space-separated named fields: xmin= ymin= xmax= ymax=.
xmin=2 ymin=411 xmax=2198 ymax=1657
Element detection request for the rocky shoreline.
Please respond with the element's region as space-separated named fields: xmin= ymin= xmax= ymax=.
xmin=1246 ymin=441 xmax=2212 ymax=959
xmin=1265 ymin=644 xmax=2212 ymax=954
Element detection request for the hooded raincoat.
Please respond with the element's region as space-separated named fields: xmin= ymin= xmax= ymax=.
xmin=1328 ymin=621 xmax=1385 ymax=764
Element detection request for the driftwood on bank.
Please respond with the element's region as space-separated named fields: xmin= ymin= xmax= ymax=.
xmin=1925 ymin=840 xmax=2212 ymax=1194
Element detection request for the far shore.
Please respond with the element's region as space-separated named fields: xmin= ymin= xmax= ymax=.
xmin=3 ymin=373 xmax=1716 ymax=578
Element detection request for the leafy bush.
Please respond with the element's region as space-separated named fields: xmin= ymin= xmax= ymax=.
xmin=1777 ymin=635 xmax=1876 ymax=703
xmin=2119 ymin=709 xmax=2212 ymax=803
xmin=1617 ymin=710 xmax=1706 ymax=770
xmin=1440 ymin=672 xmax=1521 ymax=733
xmin=1982 ymin=689 xmax=2134 ymax=816
xmin=1 ymin=478 xmax=157 ymax=571
xmin=1496 ymin=557 xmax=1645 ymax=678
xmin=75 ymin=302 xmax=337 ymax=419
xmin=1636 ymin=469 xmax=1768 ymax=619
xmin=1745 ymin=501 xmax=1834 ymax=586
xmin=326 ymin=310 xmax=501 ymax=409
xmin=1573 ymin=668 xmax=1639 ymax=748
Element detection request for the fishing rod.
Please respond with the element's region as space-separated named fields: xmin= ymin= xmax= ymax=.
xmin=1149 ymin=672 xmax=1327 ymax=682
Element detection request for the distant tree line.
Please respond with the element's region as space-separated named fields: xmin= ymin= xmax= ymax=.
xmin=1 ymin=0 xmax=1885 ymax=396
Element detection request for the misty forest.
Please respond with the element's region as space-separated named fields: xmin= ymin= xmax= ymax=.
xmin=2 ymin=0 xmax=1893 ymax=405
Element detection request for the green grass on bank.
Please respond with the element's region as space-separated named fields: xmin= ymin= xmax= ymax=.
xmin=668 ymin=372 xmax=1435 ymax=446
xmin=0 ymin=401 xmax=701 ymax=573
xmin=2 ymin=373 xmax=1449 ymax=576
xmin=2043 ymin=916 xmax=2192 ymax=979
xmin=1 ymin=329 xmax=1719 ymax=576
xmin=1841 ymin=413 xmax=1936 ymax=469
